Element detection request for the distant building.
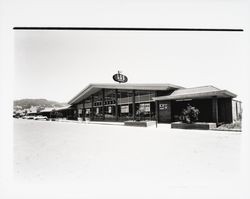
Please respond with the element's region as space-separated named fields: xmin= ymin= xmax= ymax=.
xmin=39 ymin=106 xmax=74 ymax=119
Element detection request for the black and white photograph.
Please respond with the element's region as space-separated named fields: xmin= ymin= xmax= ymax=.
xmin=1 ymin=0 xmax=250 ymax=199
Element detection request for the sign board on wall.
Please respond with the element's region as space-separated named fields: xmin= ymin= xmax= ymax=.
xmin=159 ymin=104 xmax=168 ymax=110
xmin=108 ymin=106 xmax=112 ymax=113
xmin=139 ymin=103 xmax=150 ymax=112
xmin=78 ymin=109 xmax=82 ymax=114
xmin=121 ymin=105 xmax=129 ymax=113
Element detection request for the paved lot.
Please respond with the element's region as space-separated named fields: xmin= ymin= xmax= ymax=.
xmin=13 ymin=119 xmax=243 ymax=198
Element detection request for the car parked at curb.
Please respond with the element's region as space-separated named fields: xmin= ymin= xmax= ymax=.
xmin=22 ymin=115 xmax=35 ymax=119
xmin=34 ymin=115 xmax=48 ymax=121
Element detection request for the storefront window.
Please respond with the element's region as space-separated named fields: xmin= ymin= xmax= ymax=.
xmin=117 ymin=90 xmax=133 ymax=121
xmin=82 ymin=89 xmax=156 ymax=121
xmin=92 ymin=90 xmax=103 ymax=120
xmin=84 ymin=98 xmax=92 ymax=109
xmin=85 ymin=109 xmax=90 ymax=116
xmin=77 ymin=103 xmax=83 ymax=118
xmin=135 ymin=90 xmax=156 ymax=120
xmin=104 ymin=89 xmax=116 ymax=120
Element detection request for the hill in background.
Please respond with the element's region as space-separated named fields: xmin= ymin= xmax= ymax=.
xmin=14 ymin=98 xmax=68 ymax=111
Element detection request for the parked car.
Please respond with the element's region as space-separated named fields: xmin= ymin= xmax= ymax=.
xmin=34 ymin=115 xmax=48 ymax=121
xmin=13 ymin=114 xmax=20 ymax=118
xmin=22 ymin=115 xmax=35 ymax=119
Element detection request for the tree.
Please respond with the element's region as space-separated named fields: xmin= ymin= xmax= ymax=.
xmin=37 ymin=106 xmax=44 ymax=114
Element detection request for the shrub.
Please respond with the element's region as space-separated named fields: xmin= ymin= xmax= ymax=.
xmin=179 ymin=104 xmax=200 ymax=124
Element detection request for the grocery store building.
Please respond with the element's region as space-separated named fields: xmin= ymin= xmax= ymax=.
xmin=68 ymin=83 xmax=241 ymax=125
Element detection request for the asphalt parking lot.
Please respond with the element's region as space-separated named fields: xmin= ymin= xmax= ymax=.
xmin=13 ymin=118 xmax=244 ymax=198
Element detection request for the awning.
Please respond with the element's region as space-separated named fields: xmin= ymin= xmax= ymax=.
xmin=153 ymin=86 xmax=237 ymax=101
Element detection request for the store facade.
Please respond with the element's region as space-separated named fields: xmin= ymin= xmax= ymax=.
xmin=68 ymin=84 xmax=239 ymax=125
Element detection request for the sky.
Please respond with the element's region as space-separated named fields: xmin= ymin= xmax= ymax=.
xmin=13 ymin=0 xmax=249 ymax=103
xmin=14 ymin=29 xmax=248 ymax=103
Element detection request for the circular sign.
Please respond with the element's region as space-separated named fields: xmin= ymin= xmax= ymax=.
xmin=113 ymin=73 xmax=128 ymax=83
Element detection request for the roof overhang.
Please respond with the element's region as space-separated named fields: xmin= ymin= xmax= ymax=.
xmin=55 ymin=106 xmax=72 ymax=111
xmin=68 ymin=83 xmax=183 ymax=105
xmin=153 ymin=90 xmax=237 ymax=101
xmin=40 ymin=105 xmax=72 ymax=113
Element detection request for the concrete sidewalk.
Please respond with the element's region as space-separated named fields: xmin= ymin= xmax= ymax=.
xmin=57 ymin=119 xmax=124 ymax=126
xmin=46 ymin=119 xmax=241 ymax=132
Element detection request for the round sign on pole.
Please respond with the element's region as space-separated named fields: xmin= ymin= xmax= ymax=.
xmin=113 ymin=72 xmax=128 ymax=83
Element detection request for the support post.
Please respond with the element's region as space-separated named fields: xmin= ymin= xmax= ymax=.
xmin=91 ymin=95 xmax=94 ymax=121
xmin=212 ymin=96 xmax=219 ymax=125
xmin=132 ymin=90 xmax=136 ymax=121
xmin=102 ymin=89 xmax=105 ymax=120
xmin=75 ymin=105 xmax=79 ymax=120
xmin=82 ymin=100 xmax=85 ymax=120
xmin=155 ymin=100 xmax=159 ymax=127
xmin=235 ymin=100 xmax=238 ymax=120
xmin=115 ymin=89 xmax=118 ymax=121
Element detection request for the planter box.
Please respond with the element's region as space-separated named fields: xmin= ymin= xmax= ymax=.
xmin=124 ymin=120 xmax=156 ymax=127
xmin=171 ymin=122 xmax=217 ymax=130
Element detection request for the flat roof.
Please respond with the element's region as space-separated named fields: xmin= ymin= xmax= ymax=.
xmin=40 ymin=108 xmax=54 ymax=113
xmin=68 ymin=83 xmax=183 ymax=104
xmin=40 ymin=105 xmax=72 ymax=113
xmin=153 ymin=86 xmax=237 ymax=101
